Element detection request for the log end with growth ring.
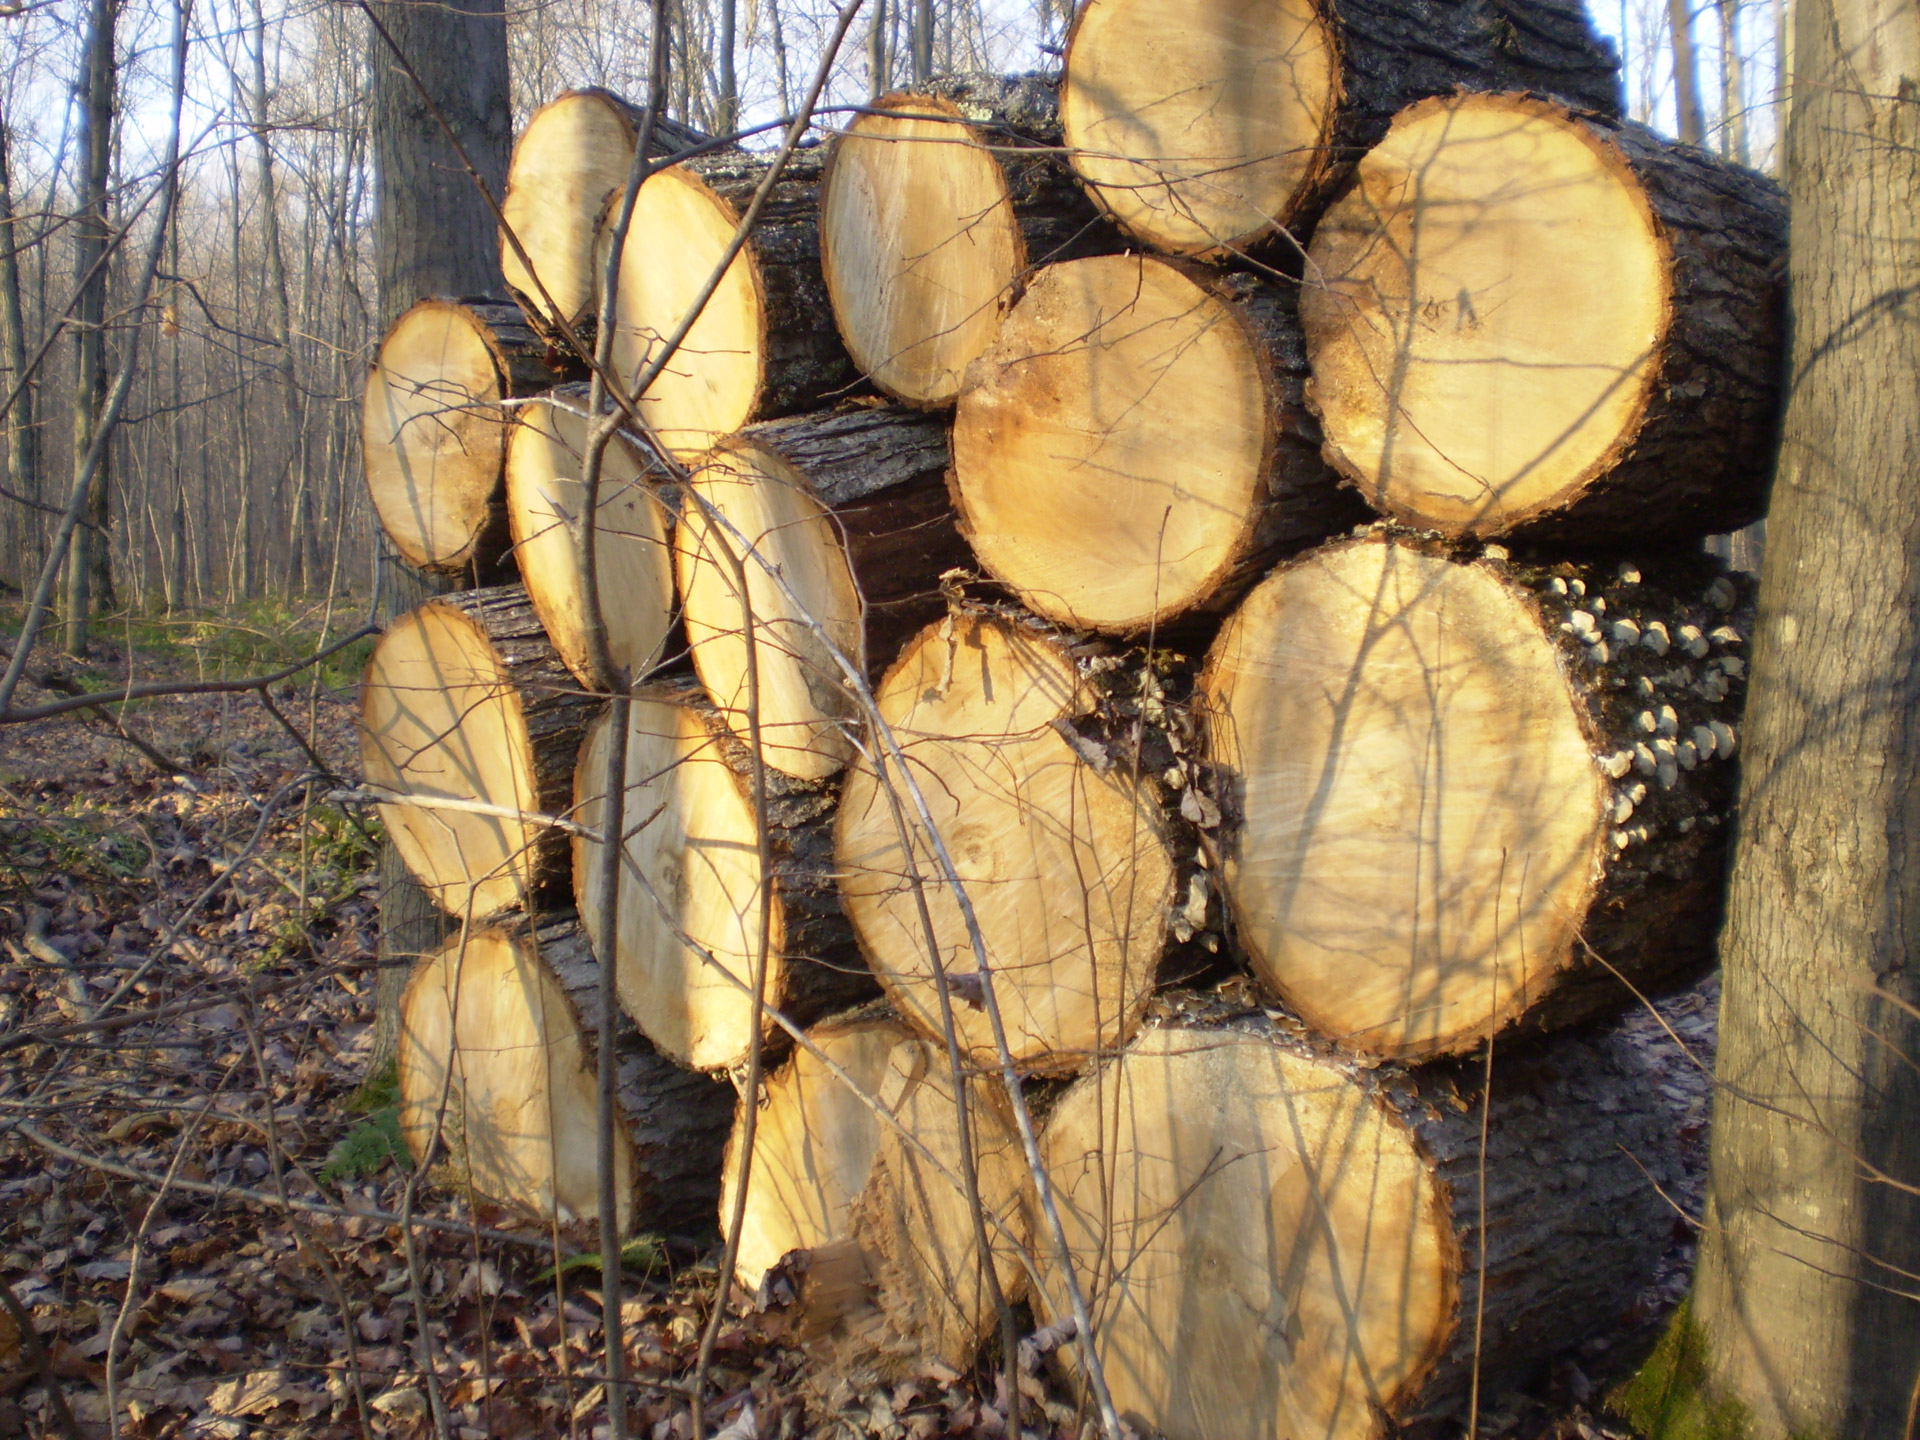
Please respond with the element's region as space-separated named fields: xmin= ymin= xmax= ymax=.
xmin=721 ymin=1012 xmax=1028 ymax=1374
xmin=835 ymin=611 xmax=1175 ymax=1073
xmin=1061 ymin=0 xmax=1337 ymax=256
xmin=505 ymin=393 xmax=675 ymax=689
xmin=1202 ymin=532 xmax=1749 ymax=1060
xmin=820 ymin=93 xmax=1025 ymax=408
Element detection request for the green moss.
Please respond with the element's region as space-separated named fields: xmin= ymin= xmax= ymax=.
xmin=1609 ymin=1300 xmax=1754 ymax=1440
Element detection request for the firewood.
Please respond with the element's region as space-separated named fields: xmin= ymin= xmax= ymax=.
xmin=362 ymin=300 xmax=571 ymax=576
xmin=818 ymin=77 xmax=1113 ymax=408
xmin=360 ymin=585 xmax=595 ymax=921
xmin=571 ymin=682 xmax=873 ymax=1072
xmin=1060 ymin=0 xmax=1622 ymax=257
xmin=835 ymin=610 xmax=1175 ymax=1074
xmin=599 ymin=147 xmax=853 ymax=456
xmin=504 ymin=388 xmax=675 ymax=688
xmin=1035 ymin=995 xmax=1698 ymax=1440
xmin=677 ymin=405 xmax=965 ymax=779
xmin=499 ymin=89 xmax=706 ymax=345
xmin=1302 ymin=93 xmax=1787 ymax=543
xmin=950 ymin=253 xmax=1362 ymax=635
xmin=1201 ymin=531 xmax=1752 ymax=1060
xmin=397 ymin=916 xmax=733 ymax=1235
xmin=721 ymin=1011 xmax=1027 ymax=1373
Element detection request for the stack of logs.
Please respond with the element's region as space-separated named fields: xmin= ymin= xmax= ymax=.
xmin=356 ymin=0 xmax=1786 ymax=1431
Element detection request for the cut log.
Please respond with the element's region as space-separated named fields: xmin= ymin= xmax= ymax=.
xmin=360 ymin=585 xmax=595 ymax=921
xmin=721 ymin=1011 xmax=1028 ymax=1374
xmin=950 ymin=253 xmax=1362 ymax=635
xmin=397 ymin=917 xmax=735 ymax=1235
xmin=1301 ymin=94 xmax=1787 ymax=543
xmin=572 ymin=682 xmax=874 ymax=1072
xmin=600 ymin=147 xmax=853 ymax=457
xmin=363 ymin=299 xmax=571 ymax=576
xmin=818 ymin=78 xmax=1112 ymax=408
xmin=677 ymin=405 xmax=966 ymax=778
xmin=1035 ymin=997 xmax=1698 ymax=1440
xmin=504 ymin=389 xmax=676 ymax=688
xmin=835 ymin=610 xmax=1176 ymax=1074
xmin=1060 ymin=0 xmax=1622 ymax=258
xmin=1200 ymin=531 xmax=1753 ymax=1061
xmin=499 ymin=89 xmax=705 ymax=345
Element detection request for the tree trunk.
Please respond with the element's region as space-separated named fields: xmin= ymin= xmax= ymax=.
xmin=1690 ymin=0 xmax=1920 ymax=1429
xmin=1669 ymin=0 xmax=1709 ymax=144
xmin=951 ymin=253 xmax=1363 ymax=635
xmin=0 ymin=119 xmax=38 ymax=593
xmin=1202 ymin=532 xmax=1754 ymax=1062
xmin=572 ymin=680 xmax=876 ymax=1073
xmin=397 ymin=916 xmax=735 ymax=1237
xmin=1035 ymin=990 xmax=1705 ymax=1440
xmin=1059 ymin=0 xmax=1623 ymax=258
xmin=1302 ymin=93 xmax=1786 ymax=547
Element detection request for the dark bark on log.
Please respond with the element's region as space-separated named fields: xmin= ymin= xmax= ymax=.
xmin=738 ymin=404 xmax=970 ymax=676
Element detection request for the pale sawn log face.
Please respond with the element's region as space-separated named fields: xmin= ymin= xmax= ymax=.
xmin=676 ymin=439 xmax=865 ymax=780
xmin=362 ymin=300 xmax=514 ymax=574
xmin=951 ymin=255 xmax=1282 ymax=633
xmin=1203 ymin=533 xmax=1748 ymax=1059
xmin=835 ymin=612 xmax=1175 ymax=1073
xmin=721 ymin=1013 xmax=1027 ymax=1372
xmin=819 ymin=94 xmax=1024 ymax=408
xmin=504 ymin=394 xmax=675 ymax=689
xmin=1303 ymin=93 xmax=1785 ymax=542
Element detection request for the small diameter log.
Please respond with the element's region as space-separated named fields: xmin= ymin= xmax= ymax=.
xmin=678 ymin=405 xmax=966 ymax=778
xmin=1201 ymin=530 xmax=1753 ymax=1061
xmin=600 ymin=146 xmax=854 ymax=457
xmin=499 ymin=89 xmax=705 ymax=344
xmin=397 ymin=917 xmax=734 ymax=1235
xmin=572 ymin=682 xmax=874 ymax=1072
xmin=505 ymin=388 xmax=676 ymax=688
xmin=819 ymin=77 xmax=1114 ymax=408
xmin=836 ymin=611 xmax=1176 ymax=1074
xmin=360 ymin=585 xmax=595 ymax=922
xmin=951 ymin=253 xmax=1362 ymax=635
xmin=363 ymin=299 xmax=573 ymax=576
xmin=1302 ymin=94 xmax=1787 ymax=543
xmin=721 ymin=1011 xmax=1028 ymax=1374
xmin=1035 ymin=999 xmax=1697 ymax=1440
xmin=1060 ymin=0 xmax=1622 ymax=258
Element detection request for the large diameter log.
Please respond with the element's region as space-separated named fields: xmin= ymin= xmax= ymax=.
xmin=951 ymin=253 xmax=1362 ymax=635
xmin=676 ymin=405 xmax=966 ymax=779
xmin=819 ymin=78 xmax=1113 ymax=409
xmin=1060 ymin=0 xmax=1622 ymax=258
xmin=836 ymin=611 xmax=1175 ymax=1074
xmin=1035 ymin=1000 xmax=1696 ymax=1440
xmin=721 ymin=1012 xmax=1028 ymax=1373
xmin=599 ymin=147 xmax=853 ymax=457
xmin=1201 ymin=531 xmax=1753 ymax=1061
xmin=505 ymin=390 xmax=675 ymax=688
xmin=572 ymin=683 xmax=874 ymax=1072
xmin=499 ymin=90 xmax=705 ymax=344
xmin=397 ymin=917 xmax=734 ymax=1235
xmin=1301 ymin=94 xmax=1787 ymax=544
xmin=360 ymin=585 xmax=595 ymax=921
xmin=363 ymin=299 xmax=572 ymax=576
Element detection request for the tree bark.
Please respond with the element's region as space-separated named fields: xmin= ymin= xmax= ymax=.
xmin=0 ymin=118 xmax=38 ymax=594
xmin=1691 ymin=0 xmax=1920 ymax=1430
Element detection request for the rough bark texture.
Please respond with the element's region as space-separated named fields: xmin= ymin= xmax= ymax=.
xmin=738 ymin=404 xmax=970 ymax=676
xmin=1691 ymin=0 xmax=1920 ymax=1430
xmin=367 ymin=0 xmax=511 ymax=327
xmin=529 ymin=915 xmax=736 ymax=1239
xmin=680 ymin=147 xmax=858 ymax=420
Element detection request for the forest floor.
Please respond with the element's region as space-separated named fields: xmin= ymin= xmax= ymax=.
xmin=0 ymin=611 xmax=1697 ymax=1440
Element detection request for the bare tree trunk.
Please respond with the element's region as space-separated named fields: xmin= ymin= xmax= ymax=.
xmin=911 ymin=0 xmax=932 ymax=80
xmin=869 ymin=0 xmax=889 ymax=94
xmin=63 ymin=0 xmax=119 ymax=656
xmin=1668 ymin=0 xmax=1708 ymax=143
xmin=718 ymin=0 xmax=738 ymax=133
xmin=1691 ymin=0 xmax=1920 ymax=1430
xmin=1719 ymin=0 xmax=1749 ymax=161
xmin=0 ymin=119 xmax=38 ymax=594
